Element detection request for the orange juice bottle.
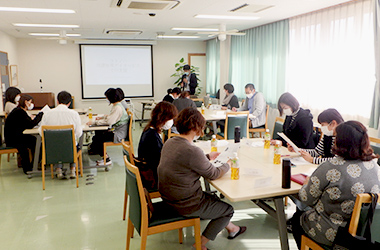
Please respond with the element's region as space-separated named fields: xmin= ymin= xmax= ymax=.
xmin=231 ymin=152 xmax=239 ymax=180
xmin=88 ymin=107 xmax=93 ymax=119
xmin=273 ymin=141 xmax=282 ymax=164
xmin=211 ymin=135 xmax=218 ymax=152
xmin=264 ymin=129 xmax=270 ymax=149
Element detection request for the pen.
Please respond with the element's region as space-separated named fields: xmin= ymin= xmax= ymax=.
xmin=281 ymin=154 xmax=290 ymax=157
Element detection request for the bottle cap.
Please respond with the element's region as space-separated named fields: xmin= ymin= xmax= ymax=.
xmin=212 ymin=135 xmax=216 ymax=139
xmin=266 ymin=129 xmax=269 ymax=132
xmin=233 ymin=152 xmax=238 ymax=157
xmin=276 ymin=141 xmax=282 ymax=145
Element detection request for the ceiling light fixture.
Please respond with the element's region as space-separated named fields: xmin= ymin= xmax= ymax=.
xmin=171 ymin=27 xmax=219 ymax=32
xmin=194 ymin=14 xmax=259 ymax=20
xmin=157 ymin=35 xmax=200 ymax=39
xmin=13 ymin=23 xmax=79 ymax=28
xmin=0 ymin=7 xmax=75 ymax=14
xmin=28 ymin=33 xmax=81 ymax=37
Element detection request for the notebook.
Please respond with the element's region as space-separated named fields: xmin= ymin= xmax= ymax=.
xmin=291 ymin=173 xmax=308 ymax=185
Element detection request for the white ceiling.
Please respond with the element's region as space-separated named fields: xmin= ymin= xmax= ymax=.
xmin=0 ymin=0 xmax=352 ymax=41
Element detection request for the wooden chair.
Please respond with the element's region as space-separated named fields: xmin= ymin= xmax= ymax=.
xmin=122 ymin=141 xmax=160 ymax=221
xmin=103 ymin=110 xmax=134 ymax=163
xmin=41 ymin=125 xmax=83 ymax=190
xmin=0 ymin=145 xmax=18 ymax=168
xmin=272 ymin=117 xmax=284 ymax=139
xmin=124 ymin=155 xmax=201 ymax=250
xmin=217 ymin=111 xmax=249 ymax=140
xmin=191 ymin=98 xmax=204 ymax=108
xmin=370 ymin=137 xmax=380 ymax=165
xmin=249 ymin=104 xmax=270 ymax=138
xmin=68 ymin=96 xmax=75 ymax=109
xmin=168 ymin=128 xmax=181 ymax=139
xmin=301 ymin=193 xmax=380 ymax=250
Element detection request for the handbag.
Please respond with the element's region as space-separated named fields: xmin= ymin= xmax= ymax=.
xmin=133 ymin=155 xmax=157 ymax=190
xmin=334 ymin=193 xmax=380 ymax=249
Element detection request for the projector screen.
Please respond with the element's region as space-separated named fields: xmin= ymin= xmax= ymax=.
xmin=80 ymin=44 xmax=153 ymax=99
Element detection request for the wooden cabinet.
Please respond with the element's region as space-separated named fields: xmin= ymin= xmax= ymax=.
xmin=24 ymin=92 xmax=55 ymax=109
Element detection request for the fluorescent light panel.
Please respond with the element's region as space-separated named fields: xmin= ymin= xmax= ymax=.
xmin=157 ymin=35 xmax=200 ymax=39
xmin=13 ymin=23 xmax=79 ymax=28
xmin=171 ymin=27 xmax=219 ymax=32
xmin=29 ymin=33 xmax=81 ymax=37
xmin=194 ymin=14 xmax=259 ymax=20
xmin=0 ymin=7 xmax=75 ymax=14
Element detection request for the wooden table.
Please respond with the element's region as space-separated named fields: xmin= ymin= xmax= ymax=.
xmin=140 ymin=100 xmax=156 ymax=126
xmin=23 ymin=115 xmax=108 ymax=178
xmin=199 ymin=107 xmax=227 ymax=134
xmin=196 ymin=138 xmax=317 ymax=250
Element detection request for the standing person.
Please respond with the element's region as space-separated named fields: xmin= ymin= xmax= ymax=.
xmin=288 ymin=108 xmax=344 ymax=164
xmin=180 ymin=64 xmax=198 ymax=95
xmin=291 ymin=121 xmax=380 ymax=248
xmin=276 ymin=92 xmax=315 ymax=149
xmin=39 ymin=91 xmax=82 ymax=179
xmin=233 ymin=83 xmax=266 ymax=128
xmin=4 ymin=87 xmax=21 ymax=114
xmin=5 ymin=94 xmax=43 ymax=174
xmin=138 ymin=101 xmax=178 ymax=189
xmin=221 ymin=83 xmax=239 ymax=110
xmin=158 ymin=108 xmax=246 ymax=250
xmin=87 ymin=88 xmax=129 ymax=166
xmin=173 ymin=91 xmax=197 ymax=112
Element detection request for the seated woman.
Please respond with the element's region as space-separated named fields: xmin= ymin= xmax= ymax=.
xmin=291 ymin=120 xmax=380 ymax=248
xmin=5 ymin=94 xmax=43 ymax=174
xmin=4 ymin=87 xmax=21 ymax=114
xmin=172 ymin=91 xmax=196 ymax=112
xmin=138 ymin=101 xmax=177 ymax=189
xmin=87 ymin=88 xmax=129 ymax=166
xmin=288 ymin=108 xmax=344 ymax=164
xmin=158 ymin=107 xmax=246 ymax=250
xmin=163 ymin=87 xmax=181 ymax=103
xmin=276 ymin=92 xmax=315 ymax=149
xmin=221 ymin=83 xmax=239 ymax=110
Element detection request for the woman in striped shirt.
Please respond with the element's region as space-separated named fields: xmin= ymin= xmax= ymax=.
xmin=288 ymin=108 xmax=344 ymax=164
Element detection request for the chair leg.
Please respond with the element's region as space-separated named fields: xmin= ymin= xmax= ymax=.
xmin=7 ymin=153 xmax=10 ymax=162
xmin=42 ymin=162 xmax=45 ymax=190
xmin=103 ymin=144 xmax=107 ymax=163
xmin=284 ymin=196 xmax=288 ymax=206
xmin=75 ymin=159 xmax=79 ymax=188
xmin=79 ymin=152 xmax=83 ymax=177
xmin=126 ymin=218 xmax=134 ymax=250
xmin=123 ymin=189 xmax=128 ymax=221
xmin=194 ymin=219 xmax=202 ymax=250
xmin=178 ymin=228 xmax=183 ymax=244
xmin=51 ymin=164 xmax=54 ymax=179
xmin=140 ymin=227 xmax=148 ymax=250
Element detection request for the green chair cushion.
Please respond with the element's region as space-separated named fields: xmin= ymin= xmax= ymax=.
xmin=43 ymin=129 xmax=74 ymax=164
xmin=226 ymin=115 xmax=248 ymax=140
xmin=273 ymin=121 xmax=283 ymax=139
xmin=371 ymin=144 xmax=380 ymax=165
xmin=148 ymin=202 xmax=196 ymax=227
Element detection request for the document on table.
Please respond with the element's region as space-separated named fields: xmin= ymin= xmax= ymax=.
xmin=290 ymin=157 xmax=311 ymax=166
xmin=41 ymin=104 xmax=51 ymax=113
xmin=213 ymin=143 xmax=240 ymax=167
xmin=277 ymin=132 xmax=301 ymax=153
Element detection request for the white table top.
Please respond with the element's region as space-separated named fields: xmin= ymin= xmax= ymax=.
xmin=199 ymin=108 xmax=227 ymax=121
xmin=0 ymin=108 xmax=88 ymax=117
xmin=196 ymin=138 xmax=317 ymax=202
xmin=23 ymin=115 xmax=108 ymax=135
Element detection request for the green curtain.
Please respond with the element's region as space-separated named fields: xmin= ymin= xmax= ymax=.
xmin=229 ymin=20 xmax=289 ymax=105
xmin=206 ymin=38 xmax=220 ymax=96
xmin=370 ymin=0 xmax=380 ymax=129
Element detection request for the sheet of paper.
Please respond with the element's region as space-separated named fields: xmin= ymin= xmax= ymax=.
xmin=250 ymin=141 xmax=264 ymax=147
xmin=277 ymin=132 xmax=301 ymax=153
xmin=213 ymin=143 xmax=240 ymax=167
xmin=41 ymin=104 xmax=51 ymax=113
xmin=290 ymin=157 xmax=311 ymax=166
xmin=254 ymin=177 xmax=273 ymax=188
xmin=242 ymin=168 xmax=263 ymax=176
xmin=209 ymin=104 xmax=222 ymax=110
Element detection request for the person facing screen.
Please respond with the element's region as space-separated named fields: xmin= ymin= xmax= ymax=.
xmin=288 ymin=108 xmax=344 ymax=164
xmin=172 ymin=91 xmax=197 ymax=112
xmin=87 ymin=88 xmax=129 ymax=166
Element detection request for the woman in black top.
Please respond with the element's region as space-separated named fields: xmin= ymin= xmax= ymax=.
xmin=163 ymin=87 xmax=181 ymax=103
xmin=277 ymin=92 xmax=315 ymax=149
xmin=221 ymin=83 xmax=239 ymax=110
xmin=5 ymin=94 xmax=43 ymax=174
xmin=137 ymin=101 xmax=178 ymax=189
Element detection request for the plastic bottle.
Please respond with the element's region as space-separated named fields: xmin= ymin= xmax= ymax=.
xmin=264 ymin=129 xmax=271 ymax=149
xmin=88 ymin=107 xmax=93 ymax=119
xmin=273 ymin=141 xmax=282 ymax=164
xmin=201 ymin=103 xmax=205 ymax=115
xmin=231 ymin=152 xmax=240 ymax=180
xmin=211 ymin=135 xmax=218 ymax=152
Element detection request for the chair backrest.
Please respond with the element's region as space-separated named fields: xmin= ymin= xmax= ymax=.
xmin=224 ymin=111 xmax=249 ymax=140
xmin=369 ymin=137 xmax=380 ymax=165
xmin=125 ymin=110 xmax=134 ymax=153
xmin=41 ymin=125 xmax=76 ymax=165
xmin=348 ymin=193 xmax=380 ymax=243
xmin=68 ymin=96 xmax=75 ymax=109
xmin=272 ymin=117 xmax=284 ymax=139
xmin=124 ymin=155 xmax=148 ymax=235
xmin=168 ymin=128 xmax=181 ymax=139
xmin=122 ymin=140 xmax=134 ymax=165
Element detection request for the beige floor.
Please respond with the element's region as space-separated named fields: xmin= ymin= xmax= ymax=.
xmin=0 ymin=124 xmax=298 ymax=250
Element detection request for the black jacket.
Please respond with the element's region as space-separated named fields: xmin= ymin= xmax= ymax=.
xmin=163 ymin=94 xmax=174 ymax=103
xmin=138 ymin=128 xmax=163 ymax=183
xmin=180 ymin=73 xmax=198 ymax=95
xmin=5 ymin=107 xmax=43 ymax=147
xmin=282 ymin=108 xmax=315 ymax=149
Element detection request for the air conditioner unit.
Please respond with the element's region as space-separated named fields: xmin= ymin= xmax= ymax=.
xmin=111 ymin=0 xmax=180 ymax=10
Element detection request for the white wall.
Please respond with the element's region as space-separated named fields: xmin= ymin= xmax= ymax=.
xmin=16 ymin=39 xmax=206 ymax=117
xmin=0 ymin=30 xmax=18 ymax=66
